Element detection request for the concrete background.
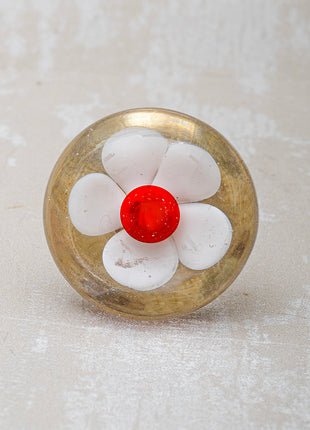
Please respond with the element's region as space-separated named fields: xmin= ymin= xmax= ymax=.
xmin=0 ymin=1 xmax=309 ymax=429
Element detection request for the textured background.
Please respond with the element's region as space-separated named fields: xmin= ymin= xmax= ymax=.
xmin=0 ymin=1 xmax=309 ymax=429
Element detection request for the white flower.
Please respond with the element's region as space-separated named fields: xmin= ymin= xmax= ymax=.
xmin=68 ymin=127 xmax=232 ymax=291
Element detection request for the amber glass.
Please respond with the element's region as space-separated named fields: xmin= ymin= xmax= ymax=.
xmin=44 ymin=108 xmax=258 ymax=320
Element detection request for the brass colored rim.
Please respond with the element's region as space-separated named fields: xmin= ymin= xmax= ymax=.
xmin=44 ymin=108 xmax=258 ymax=320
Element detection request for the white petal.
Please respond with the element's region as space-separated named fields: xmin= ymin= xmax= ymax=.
xmin=68 ymin=173 xmax=125 ymax=236
xmin=152 ymin=142 xmax=221 ymax=203
xmin=102 ymin=127 xmax=168 ymax=193
xmin=102 ymin=230 xmax=179 ymax=291
xmin=173 ymin=203 xmax=232 ymax=270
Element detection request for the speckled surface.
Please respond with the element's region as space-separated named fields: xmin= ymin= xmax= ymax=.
xmin=0 ymin=1 xmax=309 ymax=429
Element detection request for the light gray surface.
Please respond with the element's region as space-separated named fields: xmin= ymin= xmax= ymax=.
xmin=0 ymin=1 xmax=309 ymax=429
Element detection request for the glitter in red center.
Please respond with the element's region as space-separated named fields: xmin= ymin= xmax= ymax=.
xmin=120 ymin=185 xmax=180 ymax=243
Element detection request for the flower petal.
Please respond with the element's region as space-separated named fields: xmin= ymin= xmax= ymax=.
xmin=102 ymin=127 xmax=168 ymax=193
xmin=152 ymin=142 xmax=221 ymax=203
xmin=68 ymin=173 xmax=125 ymax=236
xmin=102 ymin=230 xmax=179 ymax=291
xmin=173 ymin=203 xmax=232 ymax=270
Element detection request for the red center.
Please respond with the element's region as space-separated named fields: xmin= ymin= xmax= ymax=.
xmin=120 ymin=185 xmax=180 ymax=243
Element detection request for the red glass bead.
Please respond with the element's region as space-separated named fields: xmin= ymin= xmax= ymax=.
xmin=120 ymin=185 xmax=180 ymax=243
